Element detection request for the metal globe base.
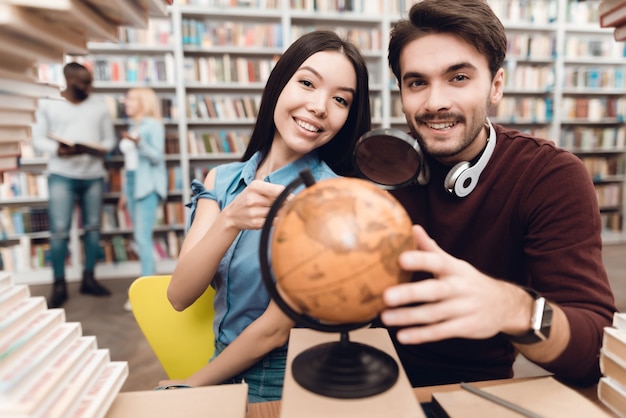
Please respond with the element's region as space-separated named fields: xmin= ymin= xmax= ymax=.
xmin=291 ymin=331 xmax=399 ymax=399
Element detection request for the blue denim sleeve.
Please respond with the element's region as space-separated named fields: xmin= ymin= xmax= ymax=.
xmin=185 ymin=179 xmax=217 ymax=229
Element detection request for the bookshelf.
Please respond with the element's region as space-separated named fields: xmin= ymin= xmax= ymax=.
xmin=3 ymin=0 xmax=626 ymax=284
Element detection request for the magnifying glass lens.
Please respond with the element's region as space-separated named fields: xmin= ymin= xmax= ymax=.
xmin=354 ymin=129 xmax=422 ymax=188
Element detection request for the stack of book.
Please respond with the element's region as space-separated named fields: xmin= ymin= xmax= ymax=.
xmin=599 ymin=0 xmax=626 ymax=41
xmin=0 ymin=0 xmax=170 ymax=172
xmin=598 ymin=312 xmax=626 ymax=417
xmin=0 ymin=270 xmax=128 ymax=417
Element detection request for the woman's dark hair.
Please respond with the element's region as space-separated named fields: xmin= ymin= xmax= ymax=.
xmin=388 ymin=0 xmax=507 ymax=83
xmin=241 ymin=30 xmax=371 ymax=176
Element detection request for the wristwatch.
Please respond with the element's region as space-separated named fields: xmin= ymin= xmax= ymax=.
xmin=507 ymin=288 xmax=553 ymax=344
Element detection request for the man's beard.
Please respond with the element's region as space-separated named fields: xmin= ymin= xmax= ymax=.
xmin=72 ymin=86 xmax=89 ymax=101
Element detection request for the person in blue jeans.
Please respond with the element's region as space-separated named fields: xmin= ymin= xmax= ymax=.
xmin=163 ymin=30 xmax=371 ymax=403
xmin=117 ymin=87 xmax=168 ymax=311
xmin=32 ymin=62 xmax=116 ymax=308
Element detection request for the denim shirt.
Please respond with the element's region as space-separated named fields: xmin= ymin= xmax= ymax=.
xmin=186 ymin=150 xmax=337 ymax=345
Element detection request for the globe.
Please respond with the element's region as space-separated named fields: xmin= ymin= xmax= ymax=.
xmin=270 ymin=176 xmax=414 ymax=324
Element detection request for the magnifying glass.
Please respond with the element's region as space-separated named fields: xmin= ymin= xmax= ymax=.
xmin=352 ymin=128 xmax=429 ymax=189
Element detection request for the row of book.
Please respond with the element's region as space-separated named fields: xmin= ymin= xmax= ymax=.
xmin=564 ymin=67 xmax=626 ymax=90
xmin=490 ymin=97 xmax=552 ymax=123
xmin=0 ymin=171 xmax=48 ymax=200
xmin=183 ymin=55 xmax=279 ymax=85
xmin=290 ymin=26 xmax=383 ymax=52
xmin=596 ymin=183 xmax=623 ymax=209
xmin=486 ymin=0 xmax=557 ymax=24
xmin=561 ymin=126 xmax=626 ymax=151
xmin=182 ymin=19 xmax=283 ymax=48
xmin=507 ymin=33 xmax=555 ymax=59
xmin=101 ymin=231 xmax=183 ymax=264
xmin=83 ymin=54 xmax=176 ymax=84
xmin=0 ymin=271 xmax=128 ymax=417
xmin=178 ymin=0 xmax=279 ymax=7
xmin=503 ymin=64 xmax=554 ymax=91
xmin=562 ymin=97 xmax=626 ymax=121
xmin=599 ymin=0 xmax=626 ymax=41
xmin=187 ymin=94 xmax=261 ymax=121
xmin=100 ymin=94 xmax=178 ymax=122
xmin=101 ymin=201 xmax=185 ymax=232
xmin=580 ymin=155 xmax=626 ymax=181
xmin=187 ymin=130 xmax=250 ymax=156
xmin=602 ymin=212 xmax=623 ymax=232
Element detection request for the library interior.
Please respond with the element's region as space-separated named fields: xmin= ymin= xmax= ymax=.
xmin=2 ymin=0 xmax=626 ymax=417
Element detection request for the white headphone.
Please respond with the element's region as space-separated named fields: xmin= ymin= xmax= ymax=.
xmin=443 ymin=120 xmax=496 ymax=197
xmin=353 ymin=119 xmax=497 ymax=198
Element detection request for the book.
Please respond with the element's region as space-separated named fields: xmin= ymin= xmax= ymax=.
xmin=614 ymin=23 xmax=626 ymax=41
xmin=37 ymin=348 xmax=111 ymax=418
xmin=8 ymin=0 xmax=119 ymax=42
xmin=0 ymin=154 xmax=19 ymax=172
xmin=600 ymin=0 xmax=626 ymax=27
xmin=0 ymin=140 xmax=21 ymax=157
xmin=0 ymin=126 xmax=30 ymax=143
xmin=0 ymin=108 xmax=35 ymax=126
xmin=106 ymin=384 xmax=249 ymax=418
xmin=0 ymin=93 xmax=38 ymax=112
xmin=0 ymin=322 xmax=82 ymax=404
xmin=0 ymin=67 xmax=61 ymax=99
xmin=0 ymin=308 xmax=65 ymax=364
xmin=598 ymin=376 xmax=626 ymax=418
xmin=601 ymin=348 xmax=626 ymax=391
xmin=430 ymin=377 xmax=611 ymax=417
xmin=0 ymin=2 xmax=89 ymax=55
xmin=2 ymin=336 xmax=97 ymax=418
xmin=0 ymin=295 xmax=46 ymax=338
xmin=65 ymin=361 xmax=129 ymax=418
xmin=0 ymin=284 xmax=30 ymax=313
xmin=604 ymin=326 xmax=626 ymax=363
xmin=613 ymin=312 xmax=626 ymax=331
xmin=47 ymin=132 xmax=108 ymax=154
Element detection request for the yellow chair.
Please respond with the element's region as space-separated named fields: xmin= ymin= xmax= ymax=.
xmin=128 ymin=275 xmax=215 ymax=380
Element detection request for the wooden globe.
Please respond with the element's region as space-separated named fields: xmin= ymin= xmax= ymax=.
xmin=271 ymin=177 xmax=413 ymax=323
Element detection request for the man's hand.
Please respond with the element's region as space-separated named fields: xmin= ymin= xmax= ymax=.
xmin=57 ymin=143 xmax=82 ymax=156
xmin=380 ymin=225 xmax=532 ymax=345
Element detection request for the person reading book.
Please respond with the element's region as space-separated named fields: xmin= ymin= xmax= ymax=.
xmin=32 ymin=62 xmax=116 ymax=308
xmin=163 ymin=30 xmax=371 ymax=403
xmin=374 ymin=0 xmax=616 ymax=388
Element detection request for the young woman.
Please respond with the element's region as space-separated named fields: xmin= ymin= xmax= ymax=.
xmin=118 ymin=87 xmax=168 ymax=310
xmin=163 ymin=30 xmax=371 ymax=402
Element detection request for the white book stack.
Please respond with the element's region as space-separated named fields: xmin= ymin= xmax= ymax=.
xmin=0 ymin=271 xmax=128 ymax=418
xmin=598 ymin=312 xmax=626 ymax=417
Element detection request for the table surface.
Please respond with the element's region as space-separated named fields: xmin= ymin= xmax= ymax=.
xmin=245 ymin=377 xmax=615 ymax=418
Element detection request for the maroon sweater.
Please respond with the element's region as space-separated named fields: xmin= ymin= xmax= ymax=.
xmin=383 ymin=124 xmax=616 ymax=387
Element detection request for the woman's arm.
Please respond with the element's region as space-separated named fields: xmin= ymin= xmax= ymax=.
xmin=167 ymin=169 xmax=288 ymax=311
xmin=158 ymin=301 xmax=295 ymax=387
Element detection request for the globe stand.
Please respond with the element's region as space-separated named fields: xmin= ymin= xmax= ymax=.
xmin=259 ymin=169 xmax=399 ymax=399
xmin=291 ymin=330 xmax=399 ymax=399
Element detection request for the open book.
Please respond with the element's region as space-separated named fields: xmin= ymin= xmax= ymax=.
xmin=48 ymin=132 xmax=108 ymax=154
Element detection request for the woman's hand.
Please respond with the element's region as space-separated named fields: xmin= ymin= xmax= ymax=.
xmin=220 ymin=180 xmax=291 ymax=231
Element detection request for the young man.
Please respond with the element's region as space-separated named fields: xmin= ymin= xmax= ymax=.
xmin=32 ymin=62 xmax=116 ymax=308
xmin=377 ymin=0 xmax=616 ymax=387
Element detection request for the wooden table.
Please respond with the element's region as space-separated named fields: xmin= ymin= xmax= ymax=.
xmin=245 ymin=377 xmax=615 ymax=418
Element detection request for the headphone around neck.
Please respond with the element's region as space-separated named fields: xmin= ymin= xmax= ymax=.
xmin=353 ymin=119 xmax=497 ymax=198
